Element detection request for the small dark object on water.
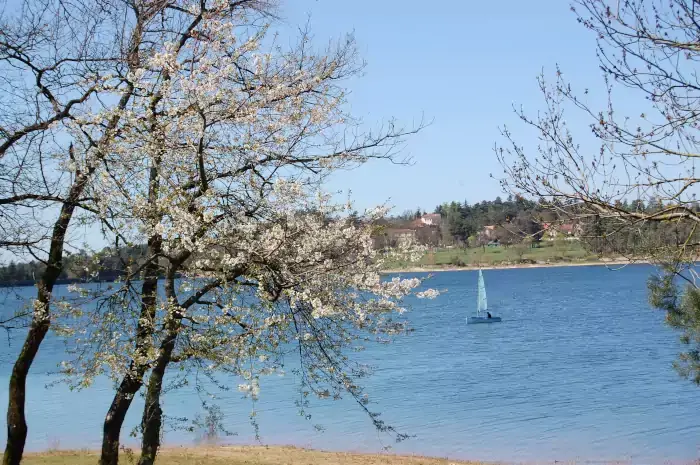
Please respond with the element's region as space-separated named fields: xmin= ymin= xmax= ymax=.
xmin=487 ymin=312 xmax=492 ymax=319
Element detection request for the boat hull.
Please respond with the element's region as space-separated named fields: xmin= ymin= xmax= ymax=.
xmin=467 ymin=316 xmax=502 ymax=324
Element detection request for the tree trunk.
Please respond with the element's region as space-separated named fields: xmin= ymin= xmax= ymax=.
xmin=98 ymin=235 xmax=161 ymax=465
xmin=137 ymin=333 xmax=176 ymax=465
xmin=100 ymin=373 xmax=144 ymax=465
xmin=3 ymin=194 xmax=78 ymax=465
xmin=133 ymin=268 xmax=230 ymax=465
xmin=138 ymin=273 xmax=180 ymax=465
xmin=3 ymin=313 xmax=49 ymax=465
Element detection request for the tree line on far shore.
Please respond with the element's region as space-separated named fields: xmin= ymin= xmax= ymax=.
xmin=382 ymin=195 xmax=700 ymax=254
xmin=2 ymin=195 xmax=698 ymax=286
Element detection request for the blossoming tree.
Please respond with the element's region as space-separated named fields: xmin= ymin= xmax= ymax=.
xmin=25 ymin=1 xmax=440 ymax=465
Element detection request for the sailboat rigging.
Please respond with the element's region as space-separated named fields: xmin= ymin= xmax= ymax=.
xmin=466 ymin=269 xmax=502 ymax=324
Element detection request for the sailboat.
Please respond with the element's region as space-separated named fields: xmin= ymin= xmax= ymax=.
xmin=466 ymin=269 xmax=502 ymax=324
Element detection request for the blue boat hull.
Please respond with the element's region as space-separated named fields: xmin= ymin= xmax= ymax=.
xmin=467 ymin=316 xmax=502 ymax=324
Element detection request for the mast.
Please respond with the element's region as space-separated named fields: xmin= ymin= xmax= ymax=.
xmin=477 ymin=269 xmax=487 ymax=315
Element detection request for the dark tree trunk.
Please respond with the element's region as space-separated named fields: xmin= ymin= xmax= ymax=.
xmin=137 ymin=332 xmax=176 ymax=465
xmin=137 ymin=273 xmax=180 ymax=465
xmin=99 ymin=235 xmax=161 ymax=465
xmin=99 ymin=104 xmax=164 ymax=462
xmin=100 ymin=372 xmax=145 ymax=465
xmin=3 ymin=312 xmax=49 ymax=465
xmin=3 ymin=193 xmax=79 ymax=465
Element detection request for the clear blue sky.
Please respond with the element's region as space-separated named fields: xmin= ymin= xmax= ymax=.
xmin=278 ymin=0 xmax=604 ymax=214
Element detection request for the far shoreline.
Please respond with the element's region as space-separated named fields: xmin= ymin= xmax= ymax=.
xmin=0 ymin=259 xmax=653 ymax=289
xmin=380 ymin=258 xmax=651 ymax=274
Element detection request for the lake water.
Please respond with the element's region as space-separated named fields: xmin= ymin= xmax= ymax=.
xmin=1 ymin=265 xmax=699 ymax=464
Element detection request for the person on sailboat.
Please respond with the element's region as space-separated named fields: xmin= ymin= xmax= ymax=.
xmin=486 ymin=312 xmax=492 ymax=319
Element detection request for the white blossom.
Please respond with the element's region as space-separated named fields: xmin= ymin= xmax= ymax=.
xmin=416 ymin=289 xmax=440 ymax=299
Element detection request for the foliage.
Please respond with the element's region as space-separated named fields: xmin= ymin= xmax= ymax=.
xmin=649 ymin=267 xmax=700 ymax=384
xmin=0 ymin=195 xmax=567 ymax=284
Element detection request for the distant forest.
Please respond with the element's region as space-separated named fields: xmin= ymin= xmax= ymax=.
xmin=435 ymin=196 xmax=544 ymax=244
xmin=380 ymin=195 xmax=548 ymax=248
xmin=0 ymin=245 xmax=148 ymax=287
xmin=0 ymin=195 xmax=697 ymax=285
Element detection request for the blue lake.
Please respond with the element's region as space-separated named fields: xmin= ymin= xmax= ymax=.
xmin=1 ymin=265 xmax=699 ymax=463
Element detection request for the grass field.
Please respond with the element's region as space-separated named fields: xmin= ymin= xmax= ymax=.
xmin=384 ymin=240 xmax=599 ymax=270
xmin=23 ymin=446 xmax=486 ymax=465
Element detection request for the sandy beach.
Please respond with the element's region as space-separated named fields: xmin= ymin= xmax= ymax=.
xmin=21 ymin=444 xmax=659 ymax=465
xmin=23 ymin=445 xmax=489 ymax=465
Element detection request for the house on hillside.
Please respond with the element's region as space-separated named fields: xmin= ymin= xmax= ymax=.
xmin=420 ymin=213 xmax=442 ymax=226
xmin=479 ymin=225 xmax=497 ymax=241
xmin=472 ymin=225 xmax=501 ymax=247
xmin=405 ymin=214 xmax=442 ymax=246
